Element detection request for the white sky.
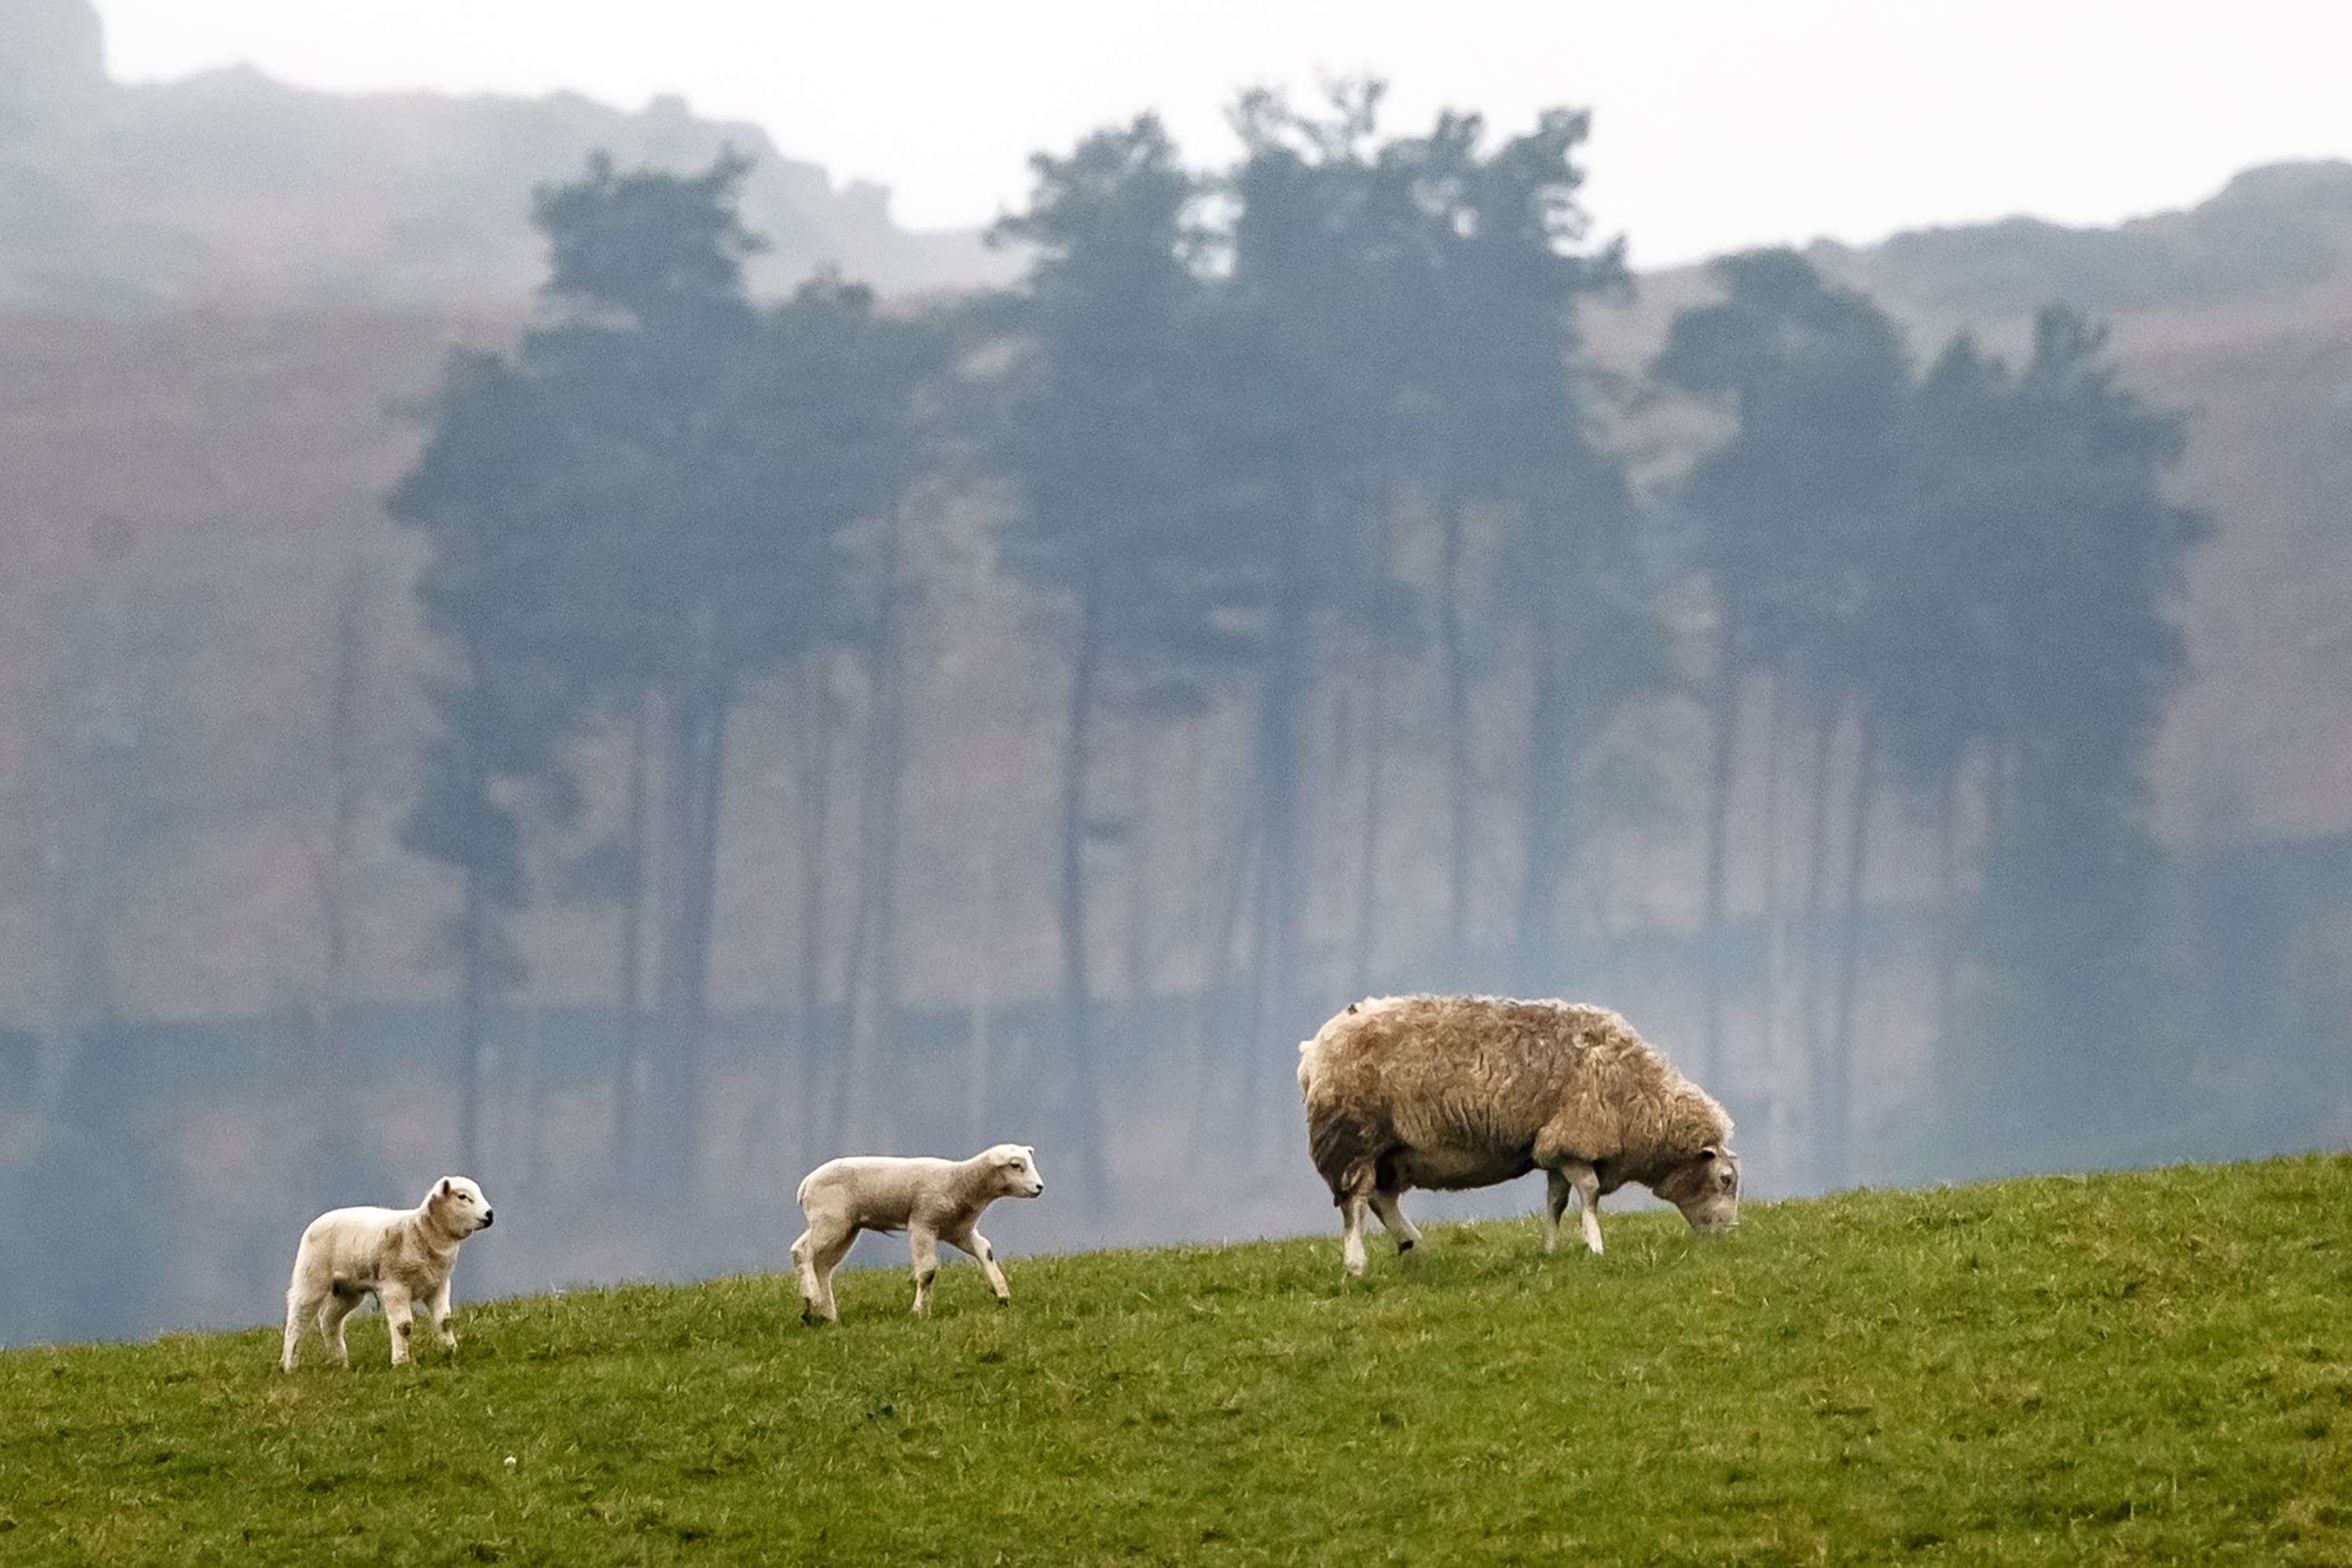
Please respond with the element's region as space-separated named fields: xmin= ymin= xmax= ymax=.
xmin=91 ymin=1 xmax=2352 ymax=268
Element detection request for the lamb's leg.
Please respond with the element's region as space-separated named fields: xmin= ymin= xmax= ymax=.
xmin=381 ymin=1284 xmax=416 ymax=1366
xmin=428 ymin=1276 xmax=456 ymax=1350
xmin=793 ymin=1224 xmax=853 ymax=1325
xmin=1368 ymin=1189 xmax=1421 ymax=1259
xmin=950 ymin=1225 xmax=1011 ymax=1305
xmin=908 ymin=1225 xmax=941 ymax=1316
xmin=1339 ymin=1193 xmax=1371 ymax=1277
xmin=280 ymin=1287 xmax=313 ymax=1372
xmin=320 ymin=1290 xmax=359 ymax=1368
xmin=1543 ymin=1170 xmax=1573 ymax=1254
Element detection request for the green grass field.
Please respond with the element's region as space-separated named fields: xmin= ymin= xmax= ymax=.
xmin=3 ymin=1154 xmax=2347 ymax=1566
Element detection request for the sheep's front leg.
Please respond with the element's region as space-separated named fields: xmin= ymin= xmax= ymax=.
xmin=1543 ymin=1170 xmax=1573 ymax=1254
xmin=1368 ymin=1189 xmax=1421 ymax=1260
xmin=381 ymin=1284 xmax=417 ymax=1366
xmin=1339 ymin=1194 xmax=1371 ymax=1277
xmin=908 ymin=1225 xmax=941 ymax=1316
xmin=951 ymin=1225 xmax=1011 ymax=1305
xmin=429 ymin=1276 xmax=457 ymax=1350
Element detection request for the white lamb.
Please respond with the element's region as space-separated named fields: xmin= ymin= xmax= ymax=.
xmin=280 ymin=1175 xmax=495 ymax=1370
xmin=790 ymin=1145 xmax=1044 ymax=1323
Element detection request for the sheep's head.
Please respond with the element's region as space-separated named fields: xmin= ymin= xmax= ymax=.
xmin=426 ymin=1175 xmax=496 ymax=1236
xmin=984 ymin=1145 xmax=1045 ymax=1200
xmin=1654 ymin=1146 xmax=1739 ymax=1235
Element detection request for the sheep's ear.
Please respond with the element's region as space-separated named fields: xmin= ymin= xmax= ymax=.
xmin=440 ymin=1178 xmax=456 ymax=1197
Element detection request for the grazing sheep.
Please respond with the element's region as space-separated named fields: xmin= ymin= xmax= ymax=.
xmin=1298 ymin=995 xmax=1738 ymax=1275
xmin=280 ymin=1176 xmax=495 ymax=1370
xmin=791 ymin=1145 xmax=1044 ymax=1323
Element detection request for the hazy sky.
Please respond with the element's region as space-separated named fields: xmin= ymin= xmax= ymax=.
xmin=93 ymin=1 xmax=2352 ymax=267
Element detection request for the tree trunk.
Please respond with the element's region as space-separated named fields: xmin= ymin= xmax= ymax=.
xmin=1123 ymin=720 xmax=1157 ymax=1001
xmin=1057 ymin=568 xmax=1111 ymax=1207
xmin=1798 ymin=698 xmax=1839 ymax=1115
xmin=837 ymin=500 xmax=915 ymax=1152
xmin=1823 ymin=709 xmax=1880 ymax=1190
xmin=796 ymin=654 xmax=838 ymax=1152
xmin=611 ymin=691 xmax=652 ymax=1174
xmin=1697 ymin=624 xmax=1743 ymax=1086
xmin=1437 ymin=485 xmax=1472 ymax=973
xmin=1349 ymin=625 xmax=1390 ymax=998
xmin=1349 ymin=474 xmax=1400 ymax=999
xmin=649 ymin=661 xmax=730 ymax=1192
xmin=1513 ymin=566 xmax=1575 ymax=994
xmin=1247 ymin=596 xmax=1310 ymax=1159
xmin=1933 ymin=754 xmax=1962 ymax=1050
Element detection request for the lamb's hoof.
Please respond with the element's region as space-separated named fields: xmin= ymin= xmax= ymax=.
xmin=1398 ymin=1243 xmax=1421 ymax=1269
xmin=995 ymin=1295 xmax=1011 ymax=1308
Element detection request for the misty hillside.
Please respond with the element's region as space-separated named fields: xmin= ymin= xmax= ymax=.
xmin=0 ymin=0 xmax=1014 ymax=310
xmin=5 ymin=1156 xmax=2348 ymax=1563
xmin=2 ymin=7 xmax=2350 ymax=1353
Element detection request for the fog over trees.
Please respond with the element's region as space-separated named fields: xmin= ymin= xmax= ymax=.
xmin=3 ymin=46 xmax=2346 ymax=1346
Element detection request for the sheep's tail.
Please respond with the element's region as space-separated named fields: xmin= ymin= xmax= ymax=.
xmin=1302 ymin=1094 xmax=1382 ymax=1207
xmin=1299 ymin=1000 xmax=1389 ymax=1203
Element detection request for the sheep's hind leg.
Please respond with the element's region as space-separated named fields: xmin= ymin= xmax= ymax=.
xmin=793 ymin=1225 xmax=853 ymax=1325
xmin=908 ymin=1226 xmax=941 ymax=1316
xmin=1339 ymin=1194 xmax=1372 ymax=1277
xmin=320 ymin=1288 xmax=361 ymax=1367
xmin=1562 ymin=1161 xmax=1604 ymax=1255
xmin=1368 ymin=1189 xmax=1421 ymax=1262
xmin=1543 ymin=1170 xmax=1573 ymax=1254
xmin=280 ymin=1289 xmax=314 ymax=1372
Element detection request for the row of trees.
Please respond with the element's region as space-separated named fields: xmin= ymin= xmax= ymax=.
xmin=394 ymin=90 xmax=2205 ymax=1194
xmin=1661 ymin=255 xmax=2204 ymax=1176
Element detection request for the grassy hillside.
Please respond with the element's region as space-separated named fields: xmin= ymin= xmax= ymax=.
xmin=3 ymin=1155 xmax=2347 ymax=1565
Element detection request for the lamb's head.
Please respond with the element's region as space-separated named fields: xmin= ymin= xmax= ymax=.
xmin=1653 ymin=1145 xmax=1739 ymax=1235
xmin=981 ymin=1145 xmax=1046 ymax=1200
xmin=424 ymin=1175 xmax=496 ymax=1236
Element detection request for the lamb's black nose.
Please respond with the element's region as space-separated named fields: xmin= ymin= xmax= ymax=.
xmin=481 ymin=1211 xmax=495 ymax=1228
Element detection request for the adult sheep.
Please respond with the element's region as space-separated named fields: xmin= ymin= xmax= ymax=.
xmin=1298 ymin=995 xmax=1739 ymax=1275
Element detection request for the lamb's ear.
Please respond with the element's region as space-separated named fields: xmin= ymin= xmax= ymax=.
xmin=440 ymin=1178 xmax=456 ymax=1197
